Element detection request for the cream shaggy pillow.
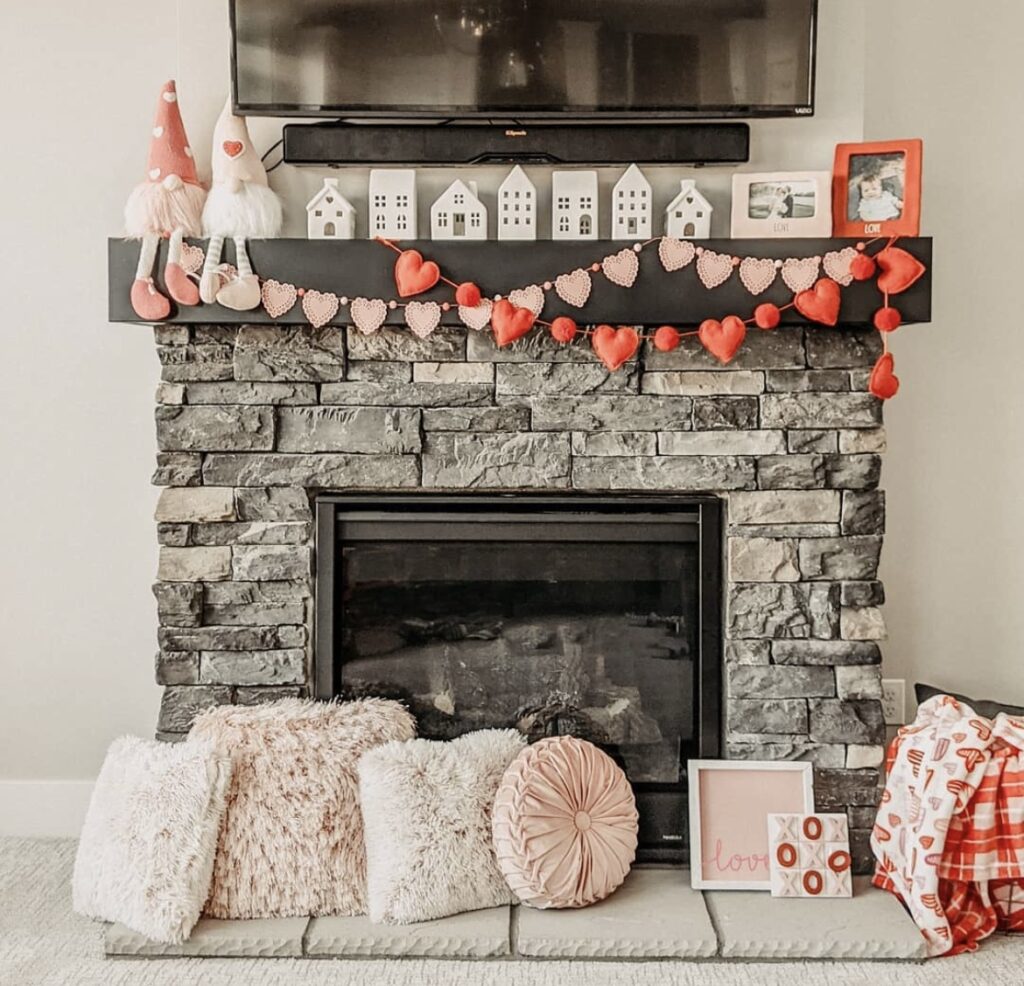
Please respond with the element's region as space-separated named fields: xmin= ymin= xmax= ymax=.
xmin=191 ymin=697 xmax=414 ymax=919
xmin=72 ymin=735 xmax=232 ymax=944
xmin=358 ymin=729 xmax=527 ymax=925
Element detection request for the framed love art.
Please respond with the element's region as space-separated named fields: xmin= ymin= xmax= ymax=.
xmin=832 ymin=139 xmax=923 ymax=237
xmin=730 ymin=171 xmax=833 ymax=238
xmin=688 ymin=760 xmax=815 ymax=890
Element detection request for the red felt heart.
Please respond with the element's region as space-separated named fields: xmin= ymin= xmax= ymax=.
xmin=491 ymin=299 xmax=535 ymax=347
xmin=698 ymin=315 xmax=746 ymax=365
xmin=394 ymin=249 xmax=441 ymax=298
xmin=876 ymin=247 xmax=926 ymax=295
xmin=794 ymin=278 xmax=841 ymax=326
xmin=455 ymin=281 xmax=481 ymax=308
xmin=591 ymin=325 xmax=639 ymax=371
xmin=222 ymin=140 xmax=244 ymax=159
xmin=869 ymin=352 xmax=900 ymax=400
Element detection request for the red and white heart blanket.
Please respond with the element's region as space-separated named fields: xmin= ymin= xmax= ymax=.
xmin=872 ymin=694 xmax=1024 ymax=956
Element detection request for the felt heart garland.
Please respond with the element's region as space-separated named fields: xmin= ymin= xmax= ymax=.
xmin=794 ymin=278 xmax=842 ymax=327
xmin=491 ymin=299 xmax=536 ymax=347
xmin=555 ymin=268 xmax=592 ymax=308
xmin=405 ymin=300 xmax=441 ymax=338
xmin=591 ymin=325 xmax=639 ymax=371
xmin=738 ymin=257 xmax=777 ymax=296
xmin=395 ymin=249 xmax=441 ymax=297
xmin=261 ymin=279 xmax=298 ymax=318
xmin=351 ymin=296 xmax=388 ymax=335
xmin=658 ymin=237 xmax=696 ymax=272
xmin=301 ymin=289 xmax=339 ymax=329
xmin=823 ymin=247 xmax=857 ymax=287
xmin=869 ymin=352 xmax=900 ymax=400
xmin=696 ymin=249 xmax=734 ymax=289
xmin=601 ymin=248 xmax=640 ymax=288
xmin=699 ymin=316 xmax=746 ymax=364
xmin=508 ymin=285 xmax=545 ymax=316
xmin=876 ymin=246 xmax=926 ymax=295
xmin=458 ymin=297 xmax=493 ymax=331
xmin=781 ymin=256 xmax=821 ymax=294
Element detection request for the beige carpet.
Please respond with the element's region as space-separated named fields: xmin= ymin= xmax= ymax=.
xmin=2 ymin=838 xmax=1021 ymax=986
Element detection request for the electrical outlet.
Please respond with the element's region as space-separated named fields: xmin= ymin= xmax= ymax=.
xmin=881 ymin=678 xmax=906 ymax=725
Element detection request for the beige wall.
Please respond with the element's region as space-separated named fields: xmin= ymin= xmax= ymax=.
xmin=866 ymin=1 xmax=1024 ymax=705
xmin=1 ymin=1 xmax=874 ymax=789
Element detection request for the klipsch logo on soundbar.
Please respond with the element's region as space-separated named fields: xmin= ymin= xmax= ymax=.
xmin=505 ymin=129 xmax=528 ymax=137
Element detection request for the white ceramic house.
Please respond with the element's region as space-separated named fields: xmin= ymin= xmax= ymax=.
xmin=497 ymin=165 xmax=537 ymax=241
xmin=368 ymin=169 xmax=417 ymax=239
xmin=665 ymin=179 xmax=713 ymax=238
xmin=430 ymin=179 xmax=487 ymax=240
xmin=306 ymin=178 xmax=356 ymax=239
xmin=612 ymin=164 xmax=652 ymax=240
xmin=552 ymin=170 xmax=599 ymax=241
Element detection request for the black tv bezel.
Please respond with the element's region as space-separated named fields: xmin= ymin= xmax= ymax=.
xmin=228 ymin=0 xmax=818 ymax=122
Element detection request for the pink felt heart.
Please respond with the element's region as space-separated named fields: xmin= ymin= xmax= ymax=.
xmin=260 ymin=279 xmax=298 ymax=318
xmin=554 ymin=269 xmax=592 ymax=308
xmin=179 ymin=242 xmax=205 ymax=275
xmin=405 ymin=300 xmax=441 ymax=339
xmin=738 ymin=257 xmax=777 ymax=296
xmin=508 ymin=285 xmax=545 ymax=316
xmin=782 ymin=256 xmax=821 ymax=294
xmin=658 ymin=236 xmax=696 ymax=272
xmin=823 ymin=247 xmax=857 ymax=287
xmin=696 ymin=249 xmax=734 ymax=290
xmin=351 ymin=296 xmax=387 ymax=335
xmin=458 ymin=297 xmax=493 ymax=331
xmin=301 ymin=289 xmax=339 ymax=329
xmin=601 ymin=248 xmax=639 ymax=288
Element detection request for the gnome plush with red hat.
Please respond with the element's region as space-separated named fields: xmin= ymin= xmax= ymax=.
xmin=200 ymin=99 xmax=283 ymax=311
xmin=124 ymin=80 xmax=206 ymax=320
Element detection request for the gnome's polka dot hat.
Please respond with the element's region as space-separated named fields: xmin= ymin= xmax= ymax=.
xmin=146 ymin=80 xmax=199 ymax=189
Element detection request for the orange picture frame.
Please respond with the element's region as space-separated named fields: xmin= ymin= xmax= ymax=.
xmin=832 ymin=139 xmax=922 ymax=237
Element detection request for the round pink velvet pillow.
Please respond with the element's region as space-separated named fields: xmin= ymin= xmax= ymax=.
xmin=492 ymin=736 xmax=638 ymax=908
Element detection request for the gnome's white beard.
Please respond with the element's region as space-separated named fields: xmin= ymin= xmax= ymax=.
xmin=202 ymin=182 xmax=283 ymax=239
xmin=124 ymin=181 xmax=206 ymax=239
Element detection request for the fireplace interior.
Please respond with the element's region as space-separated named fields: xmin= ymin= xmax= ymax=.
xmin=315 ymin=494 xmax=722 ymax=862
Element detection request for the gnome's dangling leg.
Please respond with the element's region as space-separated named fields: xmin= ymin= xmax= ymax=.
xmin=130 ymin=232 xmax=171 ymax=321
xmin=199 ymin=235 xmax=226 ymax=305
xmin=216 ymin=237 xmax=262 ymax=311
xmin=164 ymin=227 xmax=200 ymax=306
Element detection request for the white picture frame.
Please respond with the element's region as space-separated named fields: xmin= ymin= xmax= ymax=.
xmin=730 ymin=171 xmax=833 ymax=238
xmin=687 ymin=760 xmax=815 ymax=891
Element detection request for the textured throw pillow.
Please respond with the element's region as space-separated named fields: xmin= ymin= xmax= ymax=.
xmin=72 ymin=735 xmax=232 ymax=943
xmin=492 ymin=736 xmax=638 ymax=909
xmin=358 ymin=729 xmax=526 ymax=924
xmin=915 ymin=682 xmax=1024 ymax=720
xmin=191 ymin=697 xmax=415 ymax=919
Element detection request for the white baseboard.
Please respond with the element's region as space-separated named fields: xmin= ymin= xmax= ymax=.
xmin=0 ymin=780 xmax=94 ymax=837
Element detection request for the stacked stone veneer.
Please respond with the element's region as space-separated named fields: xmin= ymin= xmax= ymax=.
xmin=151 ymin=321 xmax=889 ymax=870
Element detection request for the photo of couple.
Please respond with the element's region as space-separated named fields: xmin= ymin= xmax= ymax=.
xmin=747 ymin=180 xmax=818 ymax=221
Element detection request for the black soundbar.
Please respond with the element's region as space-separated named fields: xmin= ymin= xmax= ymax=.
xmin=282 ymin=122 xmax=750 ymax=167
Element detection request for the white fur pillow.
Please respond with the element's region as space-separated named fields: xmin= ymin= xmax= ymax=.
xmin=358 ymin=729 xmax=527 ymax=925
xmin=72 ymin=735 xmax=232 ymax=943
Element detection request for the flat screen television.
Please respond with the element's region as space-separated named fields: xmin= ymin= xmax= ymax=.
xmin=231 ymin=0 xmax=817 ymax=120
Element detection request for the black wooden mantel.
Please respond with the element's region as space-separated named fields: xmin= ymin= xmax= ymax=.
xmin=108 ymin=237 xmax=932 ymax=329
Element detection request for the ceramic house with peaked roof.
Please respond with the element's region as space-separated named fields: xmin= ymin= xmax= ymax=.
xmin=430 ymin=179 xmax=487 ymax=240
xmin=306 ymin=178 xmax=356 ymax=239
xmin=665 ymin=179 xmax=713 ymax=238
xmin=552 ymin=170 xmax=599 ymax=241
xmin=368 ymin=169 xmax=417 ymax=239
xmin=497 ymin=165 xmax=537 ymax=241
xmin=612 ymin=164 xmax=652 ymax=240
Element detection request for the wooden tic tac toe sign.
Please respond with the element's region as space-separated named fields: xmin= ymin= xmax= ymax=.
xmin=768 ymin=812 xmax=853 ymax=898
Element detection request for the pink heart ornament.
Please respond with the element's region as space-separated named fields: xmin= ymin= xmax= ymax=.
xmin=301 ymin=289 xmax=339 ymax=329
xmin=350 ymin=296 xmax=387 ymax=335
xmin=405 ymin=300 xmax=441 ymax=338
xmin=458 ymin=297 xmax=493 ymax=331
xmin=823 ymin=247 xmax=858 ymax=287
xmin=738 ymin=257 xmax=777 ymax=296
xmin=260 ymin=279 xmax=298 ymax=318
xmin=554 ymin=268 xmax=592 ymax=308
xmin=602 ymin=248 xmax=640 ymax=288
xmin=782 ymin=256 xmax=821 ymax=294
xmin=658 ymin=236 xmax=696 ymax=272
xmin=696 ymin=249 xmax=734 ymax=289
xmin=179 ymin=242 xmax=205 ymax=275
xmin=508 ymin=285 xmax=545 ymax=316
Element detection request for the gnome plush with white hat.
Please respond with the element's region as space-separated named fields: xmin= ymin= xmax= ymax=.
xmin=200 ymin=99 xmax=283 ymax=310
xmin=124 ymin=80 xmax=206 ymax=320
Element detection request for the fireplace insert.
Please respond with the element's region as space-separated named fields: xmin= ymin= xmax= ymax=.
xmin=315 ymin=493 xmax=722 ymax=862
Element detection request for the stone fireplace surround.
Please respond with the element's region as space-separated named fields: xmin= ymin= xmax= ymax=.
xmin=151 ymin=320 xmax=888 ymax=872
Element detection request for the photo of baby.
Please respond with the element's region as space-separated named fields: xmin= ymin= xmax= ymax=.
xmin=847 ymin=152 xmax=905 ymax=222
xmin=748 ymin=180 xmax=818 ymax=220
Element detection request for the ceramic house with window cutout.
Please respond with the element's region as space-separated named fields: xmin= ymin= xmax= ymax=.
xmin=430 ymin=179 xmax=487 ymax=240
xmin=306 ymin=178 xmax=356 ymax=239
xmin=552 ymin=170 xmax=599 ymax=241
xmin=665 ymin=179 xmax=712 ymax=239
xmin=368 ymin=169 xmax=417 ymax=239
xmin=497 ymin=165 xmax=537 ymax=241
xmin=612 ymin=164 xmax=652 ymax=240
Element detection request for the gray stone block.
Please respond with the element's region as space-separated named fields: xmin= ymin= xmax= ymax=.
xmin=200 ymin=649 xmax=306 ymax=686
xmin=156 ymin=382 xmax=185 ymax=405
xmin=846 ymin=744 xmax=885 ymax=769
xmin=772 ymin=640 xmax=881 ymax=666
xmin=836 ymin=665 xmax=884 ymax=701
xmin=729 ymin=523 xmax=841 ymax=538
xmin=346 ymin=360 xmax=413 ymax=383
xmin=728 ymin=699 xmax=808 ymax=734
xmin=516 ymin=869 xmax=717 ymax=958
xmin=423 ymin=405 xmax=531 ymax=432
xmin=234 ymin=488 xmax=312 ymax=522
xmin=573 ymin=455 xmax=756 ymax=491
xmin=805 ymin=328 xmax=884 ymax=368
xmin=706 ymin=877 xmax=926 ymax=959
xmin=726 ymin=740 xmax=845 ymax=768
xmin=644 ymin=327 xmax=806 ymax=370
xmin=799 ymin=536 xmax=883 ymax=580
xmin=155 ymin=487 xmax=235 ymax=523
xmin=234 ymin=685 xmax=305 ymax=705
xmin=531 ymin=395 xmax=693 ymax=432
xmin=234 ymin=326 xmax=345 ymax=382
xmin=841 ymin=580 xmax=886 ymax=607
xmin=467 ymin=327 xmax=590 ymax=363
xmin=848 ymin=805 xmax=877 ymax=829
xmin=728 ymin=582 xmax=839 ymax=639
xmin=182 ymin=382 xmax=318 ymax=405
xmin=305 ymin=907 xmax=510 ymax=958
xmin=786 ymin=429 xmax=839 ymax=453
xmin=765 ymin=369 xmax=852 ymax=393
xmin=423 ymin=433 xmax=570 ymax=489
xmin=203 ymin=581 xmax=308 ymax=627
xmin=761 ymin=393 xmax=881 ymax=429
xmin=728 ymin=665 xmax=835 ymax=699
xmin=641 ymin=370 xmax=765 ymax=396
xmin=814 ymin=768 xmax=883 ymax=809
xmin=152 ymin=452 xmax=202 ymax=488
xmin=276 ymin=407 xmax=422 ymax=454
xmin=321 ymin=381 xmax=493 ymax=407
xmin=188 ymin=521 xmax=311 ymax=546
xmin=105 ymin=917 xmax=309 ymax=957
xmin=155 ymin=651 xmax=200 ymax=686
xmin=193 ymin=327 xmax=239 ymax=344
xmin=728 ymin=537 xmax=800 ymax=582
xmin=159 ymin=625 xmax=302 ymax=652
xmin=840 ymin=427 xmax=887 ymax=454
xmin=659 ymin=430 xmax=786 ymax=456
xmin=728 ymin=490 xmax=841 ymax=525
xmin=496 ymin=362 xmax=638 ymax=395
xmin=153 ymin=582 xmax=203 ymax=627
xmin=158 ymin=343 xmax=234 ymax=382
xmin=724 ymin=640 xmax=771 ymax=664
xmin=757 ymin=454 xmax=881 ymax=490
xmin=348 ymin=326 xmax=465 ymax=362
xmin=157 ymin=546 xmax=231 ymax=582
xmin=157 ymin=523 xmax=189 ymax=546
xmin=157 ymin=685 xmax=233 ymax=732
xmin=154 ymin=325 xmax=189 ymax=346
xmin=202 ymin=453 xmax=419 ymax=488
xmin=809 ymin=699 xmax=885 ymax=744
xmin=571 ymin=431 xmax=657 ymax=456
xmin=414 ymin=361 xmax=495 ymax=384
xmin=156 ymin=405 xmax=274 ymax=452
xmin=232 ymin=545 xmax=311 ymax=581
xmin=841 ymin=606 xmax=887 ymax=640
xmin=842 ymin=491 xmax=886 ymax=535
xmin=692 ymin=396 xmax=759 ymax=430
